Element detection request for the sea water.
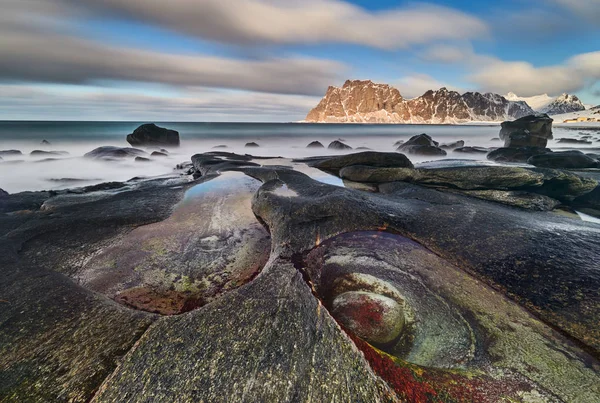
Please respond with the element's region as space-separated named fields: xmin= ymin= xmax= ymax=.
xmin=0 ymin=121 xmax=596 ymax=193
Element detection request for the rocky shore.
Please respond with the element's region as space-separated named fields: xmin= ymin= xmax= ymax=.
xmin=1 ymin=119 xmax=600 ymax=402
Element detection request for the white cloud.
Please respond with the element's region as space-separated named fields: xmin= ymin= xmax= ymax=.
xmin=57 ymin=0 xmax=488 ymax=49
xmin=0 ymin=3 xmax=343 ymax=96
xmin=396 ymin=74 xmax=462 ymax=99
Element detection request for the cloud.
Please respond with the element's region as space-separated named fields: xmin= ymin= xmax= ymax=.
xmin=56 ymin=0 xmax=488 ymax=49
xmin=0 ymin=0 xmax=344 ymax=96
xmin=0 ymin=84 xmax=320 ymax=121
xmin=421 ymin=43 xmax=600 ymax=97
xmin=396 ymin=74 xmax=462 ymax=99
xmin=552 ymin=0 xmax=600 ymax=23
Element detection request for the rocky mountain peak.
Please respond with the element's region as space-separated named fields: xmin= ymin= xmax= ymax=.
xmin=541 ymin=93 xmax=586 ymax=115
xmin=305 ymin=80 xmax=534 ymax=124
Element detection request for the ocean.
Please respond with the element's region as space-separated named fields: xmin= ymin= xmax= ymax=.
xmin=0 ymin=121 xmax=594 ymax=193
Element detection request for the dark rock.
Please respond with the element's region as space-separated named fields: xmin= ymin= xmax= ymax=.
xmin=500 ymin=114 xmax=553 ymax=148
xmin=307 ymin=141 xmax=325 ymax=148
xmin=393 ymin=140 xmax=405 ymax=147
xmin=400 ymin=133 xmax=439 ymax=147
xmin=135 ymin=156 xmax=151 ymax=162
xmin=41 ymin=139 xmax=51 ymax=145
xmin=527 ymin=151 xmax=599 ymax=169
xmin=328 ymin=140 xmax=353 ymax=150
xmin=84 ymin=146 xmax=147 ymax=159
xmin=30 ymin=150 xmax=69 ymax=156
xmin=311 ymin=151 xmax=413 ymax=174
xmin=453 ymin=146 xmax=488 ymax=154
xmin=487 ymin=147 xmax=551 ymax=163
xmin=557 ymin=138 xmax=593 ymax=145
xmin=445 ymin=189 xmax=561 ymax=211
xmin=126 ymin=123 xmax=180 ymax=147
xmin=491 ymin=138 xmax=501 ymax=141
xmin=355 ymin=147 xmax=372 ymax=150
xmin=0 ymin=188 xmax=8 ymax=197
xmin=440 ymin=140 xmax=465 ymax=149
xmin=397 ymin=133 xmax=445 ymax=156
xmin=572 ymin=185 xmax=600 ymax=218
xmin=0 ymin=150 xmax=22 ymax=156
xmin=245 ymin=142 xmax=260 ymax=148
xmin=150 ymin=151 xmax=168 ymax=157
xmin=398 ymin=145 xmax=447 ymax=156
xmin=339 ymin=164 xmax=596 ymax=202
xmin=212 ymin=145 xmax=228 ymax=149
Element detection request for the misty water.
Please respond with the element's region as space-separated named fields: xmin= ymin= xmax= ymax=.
xmin=0 ymin=121 xmax=596 ymax=193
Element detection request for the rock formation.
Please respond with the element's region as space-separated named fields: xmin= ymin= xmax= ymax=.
xmin=305 ymin=80 xmax=534 ymax=124
xmin=542 ymin=93 xmax=586 ymax=115
xmin=499 ymin=114 xmax=553 ymax=148
xmin=126 ymin=123 xmax=180 ymax=147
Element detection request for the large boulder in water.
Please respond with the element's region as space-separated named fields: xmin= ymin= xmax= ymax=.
xmin=500 ymin=114 xmax=553 ymax=148
xmin=397 ymin=133 xmax=446 ymax=156
xmin=126 ymin=124 xmax=180 ymax=147
xmin=440 ymin=140 xmax=465 ymax=150
xmin=84 ymin=146 xmax=147 ymax=159
xmin=527 ymin=151 xmax=599 ymax=169
xmin=487 ymin=147 xmax=551 ymax=163
xmin=307 ymin=141 xmax=324 ymax=148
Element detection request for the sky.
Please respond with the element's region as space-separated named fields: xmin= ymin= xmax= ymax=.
xmin=0 ymin=0 xmax=599 ymax=121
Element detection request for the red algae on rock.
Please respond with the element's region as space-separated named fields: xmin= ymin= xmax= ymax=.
xmin=348 ymin=333 xmax=539 ymax=403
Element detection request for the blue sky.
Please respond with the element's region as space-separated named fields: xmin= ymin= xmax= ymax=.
xmin=1 ymin=0 xmax=599 ymax=121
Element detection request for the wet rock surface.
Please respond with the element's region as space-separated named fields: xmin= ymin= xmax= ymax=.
xmin=2 ymin=151 xmax=600 ymax=402
xmin=309 ymin=151 xmax=413 ymax=174
xmin=126 ymin=123 xmax=180 ymax=147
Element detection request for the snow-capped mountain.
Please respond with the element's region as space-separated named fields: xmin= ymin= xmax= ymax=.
xmin=506 ymin=92 xmax=586 ymax=115
xmin=305 ymin=80 xmax=535 ymax=124
xmin=541 ymin=93 xmax=586 ymax=115
xmin=505 ymin=92 xmax=554 ymax=112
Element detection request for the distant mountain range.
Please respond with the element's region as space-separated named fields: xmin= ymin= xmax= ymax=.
xmin=304 ymin=80 xmax=589 ymax=124
xmin=506 ymin=92 xmax=586 ymax=115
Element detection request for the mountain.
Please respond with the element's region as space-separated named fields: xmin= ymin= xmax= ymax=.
xmin=505 ymin=92 xmax=554 ymax=112
xmin=304 ymin=80 xmax=535 ymax=124
xmin=541 ymin=93 xmax=586 ymax=115
xmin=507 ymin=92 xmax=586 ymax=115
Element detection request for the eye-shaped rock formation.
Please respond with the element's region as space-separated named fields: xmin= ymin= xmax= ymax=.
xmin=1 ymin=151 xmax=600 ymax=402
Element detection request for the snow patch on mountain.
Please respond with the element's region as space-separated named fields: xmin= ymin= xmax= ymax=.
xmin=505 ymin=92 xmax=553 ymax=112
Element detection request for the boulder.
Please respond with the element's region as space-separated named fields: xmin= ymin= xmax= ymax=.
xmin=40 ymin=139 xmax=51 ymax=145
xmin=30 ymin=150 xmax=69 ymax=156
xmin=527 ymin=151 xmax=599 ymax=169
xmin=398 ymin=145 xmax=447 ymax=156
xmin=572 ymin=185 xmax=600 ymax=218
xmin=84 ymin=146 xmax=147 ymax=159
xmin=393 ymin=140 xmax=405 ymax=147
xmin=557 ymin=138 xmax=592 ymax=145
xmin=331 ymin=291 xmax=404 ymax=345
xmin=397 ymin=133 xmax=445 ymax=156
xmin=307 ymin=141 xmax=325 ymax=148
xmin=135 ymin=156 xmax=151 ymax=162
xmin=0 ymin=150 xmax=22 ymax=156
xmin=126 ymin=124 xmax=180 ymax=147
xmin=151 ymin=151 xmax=168 ymax=157
xmin=245 ymin=142 xmax=260 ymax=148
xmin=328 ymin=140 xmax=353 ymax=150
xmin=440 ymin=140 xmax=465 ymax=150
xmin=0 ymin=188 xmax=8 ymax=197
xmin=311 ymin=151 xmax=413 ymax=174
xmin=500 ymin=114 xmax=553 ymax=148
xmin=212 ymin=145 xmax=228 ymax=149
xmin=487 ymin=147 xmax=551 ymax=163
xmin=453 ymin=146 xmax=489 ymax=154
